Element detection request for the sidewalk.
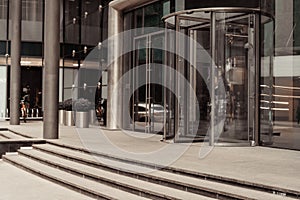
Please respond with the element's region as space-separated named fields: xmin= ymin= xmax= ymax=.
xmin=0 ymin=161 xmax=93 ymax=200
xmin=1 ymin=121 xmax=300 ymax=193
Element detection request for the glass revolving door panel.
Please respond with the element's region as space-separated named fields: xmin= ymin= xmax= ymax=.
xmin=163 ymin=9 xmax=258 ymax=145
xmin=214 ymin=13 xmax=256 ymax=144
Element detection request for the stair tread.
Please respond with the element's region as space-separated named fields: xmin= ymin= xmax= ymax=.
xmin=19 ymin=149 xmax=214 ymax=200
xmin=3 ymin=154 xmax=148 ymax=200
xmin=0 ymin=131 xmax=25 ymax=139
xmin=33 ymin=144 xmax=294 ymax=200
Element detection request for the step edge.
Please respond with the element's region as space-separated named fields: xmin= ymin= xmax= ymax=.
xmin=18 ymin=149 xmax=181 ymax=200
xmin=2 ymin=155 xmax=118 ymax=200
xmin=31 ymin=146 xmax=263 ymax=200
xmin=43 ymin=141 xmax=300 ymax=198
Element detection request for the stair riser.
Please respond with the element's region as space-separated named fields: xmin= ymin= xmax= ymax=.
xmin=45 ymin=141 xmax=300 ymax=199
xmin=32 ymin=146 xmax=251 ymax=200
xmin=18 ymin=150 xmax=177 ymax=200
xmin=2 ymin=156 xmax=115 ymax=200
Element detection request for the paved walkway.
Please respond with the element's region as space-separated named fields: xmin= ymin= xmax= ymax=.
xmin=1 ymin=121 xmax=300 ymax=195
xmin=0 ymin=157 xmax=93 ymax=200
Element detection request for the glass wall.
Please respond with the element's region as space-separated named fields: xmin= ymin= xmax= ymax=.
xmin=81 ymin=0 xmax=101 ymax=45
xmin=0 ymin=0 xmax=111 ymax=118
xmin=185 ymin=0 xmax=260 ymax=10
xmin=21 ymin=0 xmax=43 ymax=41
xmin=0 ymin=65 xmax=8 ymax=119
xmin=164 ymin=10 xmax=259 ymax=144
xmin=7 ymin=0 xmax=43 ymax=42
xmin=123 ymin=0 xmax=174 ymax=132
xmin=64 ymin=0 xmax=80 ymax=44
xmin=260 ymin=0 xmax=300 ymax=150
xmin=62 ymin=0 xmax=110 ymax=103
xmin=0 ymin=0 xmax=8 ymax=40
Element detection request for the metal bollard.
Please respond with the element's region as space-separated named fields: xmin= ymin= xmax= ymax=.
xmin=31 ymin=109 xmax=34 ymax=117
xmin=36 ymin=108 xmax=39 ymax=117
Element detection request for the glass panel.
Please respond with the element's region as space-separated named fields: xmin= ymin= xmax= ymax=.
xmin=164 ymin=25 xmax=176 ymax=139
xmin=185 ymin=0 xmax=260 ymax=10
xmin=132 ymin=37 xmax=147 ymax=131
xmin=189 ymin=26 xmax=211 ymax=141
xmin=215 ymin=13 xmax=252 ymax=144
xmin=295 ymin=0 xmax=300 ymax=51
xmin=0 ymin=41 xmax=6 ymax=55
xmin=260 ymin=15 xmax=274 ymax=144
xmin=64 ymin=0 xmax=80 ymax=44
xmin=149 ymin=33 xmax=165 ymax=133
xmin=134 ymin=8 xmax=143 ymax=35
xmin=21 ymin=42 xmax=42 ymax=57
xmin=64 ymin=68 xmax=78 ymax=101
xmin=0 ymin=65 xmax=7 ymax=119
xmin=165 ymin=11 xmax=258 ymax=144
xmin=131 ymin=33 xmax=166 ymax=133
xmin=176 ymin=17 xmax=189 ymax=140
xmin=0 ymin=0 xmax=7 ymax=40
xmin=21 ymin=67 xmax=43 ymax=117
xmin=21 ymin=0 xmax=43 ymax=41
xmin=81 ymin=0 xmax=101 ymax=45
xmin=261 ymin=0 xmax=300 ymax=150
xmin=172 ymin=16 xmax=210 ymax=142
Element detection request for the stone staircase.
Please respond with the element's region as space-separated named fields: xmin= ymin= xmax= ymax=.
xmin=2 ymin=142 xmax=299 ymax=200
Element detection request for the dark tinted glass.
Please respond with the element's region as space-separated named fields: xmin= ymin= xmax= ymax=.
xmin=185 ymin=0 xmax=259 ymax=10
xmin=21 ymin=42 xmax=42 ymax=57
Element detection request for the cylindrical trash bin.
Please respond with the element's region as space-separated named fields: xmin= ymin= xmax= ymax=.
xmin=65 ymin=111 xmax=75 ymax=126
xmin=76 ymin=111 xmax=89 ymax=128
xmin=59 ymin=110 xmax=65 ymax=125
xmin=89 ymin=109 xmax=96 ymax=125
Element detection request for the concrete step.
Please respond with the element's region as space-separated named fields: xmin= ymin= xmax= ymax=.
xmin=49 ymin=141 xmax=300 ymax=198
xmin=17 ymin=148 xmax=213 ymax=200
xmin=32 ymin=143 xmax=296 ymax=200
xmin=0 ymin=130 xmax=25 ymax=140
xmin=45 ymin=141 xmax=300 ymax=198
xmin=2 ymin=153 xmax=149 ymax=200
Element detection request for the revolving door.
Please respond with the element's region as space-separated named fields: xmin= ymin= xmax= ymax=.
xmin=163 ymin=9 xmax=261 ymax=145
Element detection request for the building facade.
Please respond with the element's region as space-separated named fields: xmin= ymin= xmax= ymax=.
xmin=1 ymin=0 xmax=300 ymax=150
xmin=106 ymin=0 xmax=300 ymax=150
xmin=0 ymin=0 xmax=110 ymax=119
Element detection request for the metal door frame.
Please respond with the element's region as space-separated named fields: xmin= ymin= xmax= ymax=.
xmin=132 ymin=31 xmax=165 ymax=133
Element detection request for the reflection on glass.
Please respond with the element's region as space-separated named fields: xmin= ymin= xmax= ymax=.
xmin=81 ymin=0 xmax=101 ymax=45
xmin=0 ymin=0 xmax=7 ymax=40
xmin=21 ymin=0 xmax=43 ymax=41
xmin=65 ymin=0 xmax=80 ymax=44
xmin=215 ymin=13 xmax=254 ymax=144
xmin=261 ymin=0 xmax=300 ymax=150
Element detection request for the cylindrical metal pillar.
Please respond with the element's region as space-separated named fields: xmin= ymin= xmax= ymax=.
xmin=106 ymin=6 xmax=123 ymax=130
xmin=10 ymin=0 xmax=22 ymax=125
xmin=43 ymin=0 xmax=60 ymax=139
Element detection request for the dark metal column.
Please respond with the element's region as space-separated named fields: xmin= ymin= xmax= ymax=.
xmin=43 ymin=0 xmax=60 ymax=139
xmin=254 ymin=14 xmax=260 ymax=145
xmin=10 ymin=0 xmax=22 ymax=125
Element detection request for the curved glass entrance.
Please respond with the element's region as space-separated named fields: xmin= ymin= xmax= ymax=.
xmin=163 ymin=8 xmax=271 ymax=145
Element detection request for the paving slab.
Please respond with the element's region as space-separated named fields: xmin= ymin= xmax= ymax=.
xmin=0 ymin=160 xmax=94 ymax=200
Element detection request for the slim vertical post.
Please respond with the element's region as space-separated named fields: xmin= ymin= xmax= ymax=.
xmin=43 ymin=0 xmax=60 ymax=139
xmin=254 ymin=14 xmax=260 ymax=145
xmin=10 ymin=0 xmax=22 ymax=125
xmin=174 ymin=15 xmax=180 ymax=142
xmin=210 ymin=12 xmax=216 ymax=146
